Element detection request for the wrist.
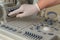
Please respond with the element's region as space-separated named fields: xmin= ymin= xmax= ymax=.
xmin=35 ymin=3 xmax=40 ymax=11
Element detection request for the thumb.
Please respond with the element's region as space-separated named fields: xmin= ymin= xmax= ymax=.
xmin=8 ymin=8 xmax=23 ymax=16
xmin=16 ymin=12 xmax=28 ymax=18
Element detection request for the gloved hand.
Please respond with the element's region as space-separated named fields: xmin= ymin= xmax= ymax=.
xmin=8 ymin=4 xmax=40 ymax=18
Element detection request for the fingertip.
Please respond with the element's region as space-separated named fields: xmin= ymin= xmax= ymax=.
xmin=8 ymin=12 xmax=13 ymax=16
xmin=8 ymin=10 xmax=19 ymax=16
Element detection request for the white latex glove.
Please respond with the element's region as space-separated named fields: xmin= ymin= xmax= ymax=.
xmin=8 ymin=4 xmax=40 ymax=18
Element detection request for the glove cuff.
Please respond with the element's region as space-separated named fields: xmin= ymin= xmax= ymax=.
xmin=35 ymin=3 xmax=40 ymax=11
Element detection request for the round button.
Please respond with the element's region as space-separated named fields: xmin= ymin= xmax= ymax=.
xmin=42 ymin=27 xmax=52 ymax=32
xmin=47 ymin=12 xmax=57 ymax=20
xmin=47 ymin=19 xmax=53 ymax=25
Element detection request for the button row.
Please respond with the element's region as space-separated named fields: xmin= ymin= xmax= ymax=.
xmin=1 ymin=25 xmax=17 ymax=32
xmin=24 ymin=31 xmax=43 ymax=40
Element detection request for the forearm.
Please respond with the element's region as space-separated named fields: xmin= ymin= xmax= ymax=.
xmin=37 ymin=0 xmax=60 ymax=9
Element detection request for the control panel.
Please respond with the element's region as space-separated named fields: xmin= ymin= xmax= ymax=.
xmin=0 ymin=0 xmax=60 ymax=40
xmin=0 ymin=17 xmax=60 ymax=40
